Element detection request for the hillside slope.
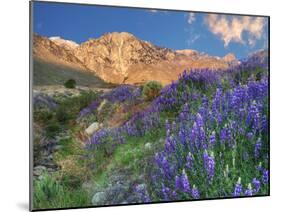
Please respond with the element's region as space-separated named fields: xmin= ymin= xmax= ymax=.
xmin=33 ymin=58 xmax=112 ymax=88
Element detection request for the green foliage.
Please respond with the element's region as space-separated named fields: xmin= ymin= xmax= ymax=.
xmin=233 ymin=67 xmax=266 ymax=85
xmin=91 ymin=122 xmax=166 ymax=182
xmin=33 ymin=173 xmax=90 ymax=209
xmin=33 ymin=135 xmax=43 ymax=165
xmin=45 ymin=122 xmax=61 ymax=138
xmin=34 ymin=109 xmax=53 ymax=123
xmin=55 ymin=105 xmax=73 ymax=124
xmin=64 ymin=79 xmax=76 ymax=89
xmin=142 ymin=81 xmax=162 ymax=101
xmin=97 ymin=101 xmax=118 ymax=122
xmin=55 ymin=91 xmax=99 ymax=125
xmin=60 ymin=174 xmax=83 ymax=189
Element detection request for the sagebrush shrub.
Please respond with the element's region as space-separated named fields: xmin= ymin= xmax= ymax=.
xmin=64 ymin=79 xmax=76 ymax=89
xmin=45 ymin=122 xmax=61 ymax=138
xmin=142 ymin=81 xmax=162 ymax=101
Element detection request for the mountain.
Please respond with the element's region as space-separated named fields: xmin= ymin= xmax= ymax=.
xmin=222 ymin=53 xmax=236 ymax=63
xmin=33 ymin=34 xmax=86 ymax=70
xmin=49 ymin=36 xmax=79 ymax=51
xmin=33 ymin=32 xmax=238 ymax=85
xmin=247 ymin=49 xmax=269 ymax=66
xmin=33 ymin=34 xmax=110 ymax=88
xmin=176 ymin=49 xmax=199 ymax=57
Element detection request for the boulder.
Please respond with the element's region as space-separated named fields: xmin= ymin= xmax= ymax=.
xmin=97 ymin=99 xmax=108 ymax=113
xmin=144 ymin=142 xmax=152 ymax=150
xmin=33 ymin=165 xmax=46 ymax=176
xmin=85 ymin=122 xmax=100 ymax=136
xmin=91 ymin=192 xmax=107 ymax=205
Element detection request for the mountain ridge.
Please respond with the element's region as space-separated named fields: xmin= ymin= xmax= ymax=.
xmin=33 ymin=32 xmax=260 ymax=85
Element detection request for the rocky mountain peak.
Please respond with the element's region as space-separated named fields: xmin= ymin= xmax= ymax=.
xmin=73 ymin=32 xmax=177 ymax=83
xmin=176 ymin=49 xmax=199 ymax=57
xmin=33 ymin=34 xmax=85 ymax=70
xmin=222 ymin=53 xmax=236 ymax=63
xmin=49 ymin=36 xmax=79 ymax=50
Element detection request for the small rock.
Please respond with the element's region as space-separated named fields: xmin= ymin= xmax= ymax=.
xmin=144 ymin=142 xmax=152 ymax=150
xmin=33 ymin=166 xmax=46 ymax=176
xmin=121 ymin=201 xmax=128 ymax=204
xmin=82 ymin=182 xmax=95 ymax=193
xmin=41 ymin=161 xmax=58 ymax=169
xmin=53 ymin=145 xmax=63 ymax=151
xmin=47 ymin=154 xmax=53 ymax=160
xmin=92 ymin=192 xmax=107 ymax=205
xmin=85 ymin=122 xmax=100 ymax=135
xmin=159 ymin=138 xmax=165 ymax=143
xmin=97 ymin=99 xmax=108 ymax=112
xmin=135 ymin=183 xmax=146 ymax=191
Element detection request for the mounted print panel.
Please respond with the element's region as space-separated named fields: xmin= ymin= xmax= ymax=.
xmin=30 ymin=1 xmax=269 ymax=211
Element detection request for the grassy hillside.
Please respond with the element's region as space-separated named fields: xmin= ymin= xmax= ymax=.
xmin=33 ymin=58 xmax=113 ymax=88
xmin=33 ymin=58 xmax=269 ymax=209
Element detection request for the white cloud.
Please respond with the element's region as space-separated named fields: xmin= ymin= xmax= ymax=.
xmin=188 ymin=34 xmax=200 ymax=46
xmin=147 ymin=9 xmax=168 ymax=13
xmin=205 ymin=14 xmax=266 ymax=47
xmin=187 ymin=13 xmax=196 ymax=24
xmin=147 ymin=9 xmax=158 ymax=13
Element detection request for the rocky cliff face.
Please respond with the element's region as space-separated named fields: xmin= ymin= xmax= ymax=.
xmin=33 ymin=34 xmax=86 ymax=71
xmin=73 ymin=32 xmax=177 ymax=83
xmin=33 ymin=32 xmax=239 ymax=85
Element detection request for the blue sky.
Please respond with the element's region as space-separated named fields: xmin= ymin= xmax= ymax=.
xmin=33 ymin=1 xmax=269 ymax=59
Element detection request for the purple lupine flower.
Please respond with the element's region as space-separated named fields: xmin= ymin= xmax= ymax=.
xmin=79 ymin=100 xmax=100 ymax=118
xmin=196 ymin=113 xmax=204 ymax=128
xmin=161 ymin=183 xmax=170 ymax=201
xmin=190 ymin=122 xmax=197 ymax=145
xmin=181 ymin=170 xmax=191 ymax=193
xmin=179 ymin=103 xmax=189 ymax=122
xmin=135 ymin=184 xmax=151 ymax=203
xmin=256 ymin=162 xmax=263 ymax=171
xmin=190 ymin=113 xmax=207 ymax=149
xmin=172 ymin=190 xmax=177 ymax=200
xmin=179 ymin=129 xmax=187 ymax=146
xmin=203 ymin=151 xmax=215 ymax=182
xmin=246 ymin=132 xmax=254 ymax=140
xmin=165 ymin=119 xmax=170 ymax=130
xmin=252 ymin=178 xmax=261 ymax=194
xmin=191 ymin=185 xmax=200 ymax=199
xmin=185 ymin=152 xmax=193 ymax=170
xmin=165 ymin=136 xmax=176 ymax=153
xmin=254 ymin=138 xmax=262 ymax=158
xmin=209 ymin=131 xmax=216 ymax=146
xmin=217 ymin=113 xmax=223 ymax=125
xmin=199 ymin=127 xmax=207 ymax=149
xmin=175 ymin=175 xmax=182 ymax=191
xmin=262 ymin=169 xmax=269 ymax=184
xmin=212 ymin=88 xmax=222 ymax=112
xmin=233 ymin=178 xmax=243 ymax=197
xmin=246 ymin=101 xmax=261 ymax=131
xmin=245 ymin=184 xmax=253 ymax=196
xmin=220 ymin=127 xmax=227 ymax=144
